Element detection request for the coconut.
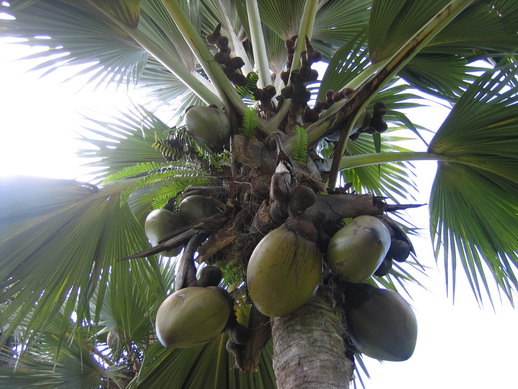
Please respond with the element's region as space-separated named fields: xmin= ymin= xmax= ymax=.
xmin=346 ymin=284 xmax=418 ymax=361
xmin=155 ymin=286 xmax=230 ymax=348
xmin=144 ymin=208 xmax=184 ymax=256
xmin=246 ymin=225 xmax=322 ymax=317
xmin=327 ymin=215 xmax=391 ymax=283
xmin=178 ymin=195 xmax=220 ymax=225
xmin=185 ymin=106 xmax=231 ymax=149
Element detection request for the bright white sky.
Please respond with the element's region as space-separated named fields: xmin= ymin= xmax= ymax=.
xmin=1 ymin=40 xmax=517 ymax=389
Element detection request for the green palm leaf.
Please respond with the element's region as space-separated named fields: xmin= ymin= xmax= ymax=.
xmin=78 ymin=104 xmax=168 ymax=181
xmin=429 ymin=64 xmax=518 ymax=303
xmin=0 ymin=177 xmax=151 ymax=344
xmin=0 ymin=311 xmax=119 ymax=388
xmin=368 ymin=0 xmax=450 ymax=62
xmin=341 ymin=134 xmax=418 ymax=201
xmin=312 ymin=0 xmax=370 ymax=52
xmin=129 ymin=337 xmax=275 ymax=389
xmin=0 ymin=1 xmax=149 ymax=88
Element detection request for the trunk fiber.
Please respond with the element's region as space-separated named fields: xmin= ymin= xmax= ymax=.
xmin=271 ymin=288 xmax=353 ymax=389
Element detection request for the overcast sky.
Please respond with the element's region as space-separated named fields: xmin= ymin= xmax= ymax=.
xmin=1 ymin=41 xmax=517 ymax=389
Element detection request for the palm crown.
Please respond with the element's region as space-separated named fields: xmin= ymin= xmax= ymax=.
xmin=0 ymin=0 xmax=517 ymax=388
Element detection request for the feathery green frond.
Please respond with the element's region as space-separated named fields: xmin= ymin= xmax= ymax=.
xmin=241 ymin=107 xmax=257 ymax=139
xmin=290 ymin=125 xmax=309 ymax=165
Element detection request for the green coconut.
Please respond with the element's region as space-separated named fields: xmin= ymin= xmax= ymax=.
xmin=185 ymin=106 xmax=231 ymax=149
xmin=178 ymin=195 xmax=220 ymax=225
xmin=155 ymin=286 xmax=230 ymax=348
xmin=346 ymin=284 xmax=418 ymax=361
xmin=144 ymin=208 xmax=184 ymax=256
xmin=327 ymin=215 xmax=391 ymax=283
xmin=246 ymin=225 xmax=322 ymax=317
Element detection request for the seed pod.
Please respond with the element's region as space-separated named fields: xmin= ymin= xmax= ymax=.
xmin=156 ymin=286 xmax=230 ymax=348
xmin=327 ymin=215 xmax=391 ymax=283
xmin=280 ymin=71 xmax=290 ymax=85
xmin=185 ymin=106 xmax=231 ymax=149
xmin=228 ymin=72 xmax=247 ymax=86
xmin=197 ymin=265 xmax=223 ymax=287
xmin=345 ymin=284 xmax=418 ymax=361
xmin=206 ymin=23 xmax=222 ymax=45
xmin=389 ymin=239 xmax=412 ymax=262
xmin=214 ymin=51 xmax=231 ymax=66
xmin=216 ymin=36 xmax=229 ymax=49
xmin=144 ymin=208 xmax=184 ymax=256
xmin=299 ymin=65 xmax=312 ymax=79
xmin=281 ymin=85 xmax=295 ymax=99
xmin=263 ymin=85 xmax=277 ymax=99
xmin=247 ymin=224 xmax=322 ymax=317
xmin=307 ymin=50 xmax=322 ymax=64
xmin=230 ymin=56 xmax=245 ymax=69
xmin=308 ymin=69 xmax=319 ymax=82
xmin=178 ymin=195 xmax=220 ymax=225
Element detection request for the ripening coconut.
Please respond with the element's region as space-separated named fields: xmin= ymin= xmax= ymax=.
xmin=178 ymin=195 xmax=220 ymax=225
xmin=345 ymin=284 xmax=418 ymax=361
xmin=185 ymin=106 xmax=231 ymax=149
xmin=327 ymin=215 xmax=391 ymax=283
xmin=144 ymin=208 xmax=184 ymax=256
xmin=246 ymin=224 xmax=322 ymax=317
xmin=155 ymin=286 xmax=230 ymax=348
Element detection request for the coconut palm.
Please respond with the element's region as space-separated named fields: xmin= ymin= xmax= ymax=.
xmin=0 ymin=0 xmax=517 ymax=388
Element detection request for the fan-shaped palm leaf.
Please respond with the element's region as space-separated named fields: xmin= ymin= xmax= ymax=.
xmin=0 ymin=311 xmax=122 ymax=388
xmin=129 ymin=337 xmax=275 ymax=389
xmin=0 ymin=177 xmax=151 ymax=344
xmin=429 ymin=64 xmax=518 ymax=303
xmin=78 ymin=104 xmax=169 ymax=181
xmin=0 ymin=1 xmax=149 ymax=89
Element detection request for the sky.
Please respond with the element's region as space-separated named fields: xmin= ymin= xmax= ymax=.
xmin=1 ymin=40 xmax=517 ymax=389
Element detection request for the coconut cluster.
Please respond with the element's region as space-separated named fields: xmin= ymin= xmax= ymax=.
xmin=144 ymin=194 xmax=220 ymax=256
xmin=140 ymin=26 xmax=418 ymax=368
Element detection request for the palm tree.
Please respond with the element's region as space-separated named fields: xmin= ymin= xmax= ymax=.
xmin=0 ymin=0 xmax=517 ymax=387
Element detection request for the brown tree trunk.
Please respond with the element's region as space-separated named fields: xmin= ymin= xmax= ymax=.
xmin=271 ymin=287 xmax=353 ymax=389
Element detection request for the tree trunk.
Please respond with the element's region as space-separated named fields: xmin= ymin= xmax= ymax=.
xmin=271 ymin=287 xmax=353 ymax=389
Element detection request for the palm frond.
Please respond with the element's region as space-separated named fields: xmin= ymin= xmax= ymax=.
xmin=0 ymin=311 xmax=120 ymax=388
xmin=129 ymin=337 xmax=276 ymax=389
xmin=241 ymin=107 xmax=258 ymax=139
xmin=368 ymin=0 xmax=450 ymax=62
xmin=78 ymin=104 xmax=169 ymax=181
xmin=400 ymin=55 xmax=481 ymax=101
xmin=339 ymin=134 xmax=418 ymax=201
xmin=400 ymin=1 xmax=518 ymax=101
xmin=0 ymin=1 xmax=149 ymax=89
xmin=139 ymin=0 xmax=198 ymax=71
xmin=137 ymin=59 xmax=201 ymax=111
xmin=426 ymin=1 xmax=518 ymax=57
xmin=94 ymin=0 xmax=142 ymax=28
xmin=429 ymin=64 xmax=518 ymax=303
xmin=0 ymin=177 xmax=151 ymax=345
xmin=317 ymin=32 xmax=370 ymax=100
xmin=312 ymin=0 xmax=370 ymax=56
xmin=258 ymin=0 xmax=305 ymax=39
